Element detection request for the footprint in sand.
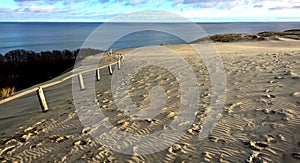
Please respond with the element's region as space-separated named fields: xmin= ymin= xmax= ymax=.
xmin=292 ymin=153 xmax=300 ymax=160
xmin=244 ymin=141 xmax=268 ymax=151
xmin=262 ymin=94 xmax=276 ymax=99
xmin=48 ymin=135 xmax=71 ymax=143
xmin=208 ymin=136 xmax=226 ymax=144
xmin=287 ymin=70 xmax=300 ymax=79
xmin=292 ymin=92 xmax=300 ymax=98
xmin=265 ymin=135 xmax=277 ymax=143
xmin=246 ymin=151 xmax=263 ymax=163
xmin=168 ymin=144 xmax=181 ymax=153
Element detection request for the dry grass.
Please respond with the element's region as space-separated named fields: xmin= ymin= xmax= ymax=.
xmin=257 ymin=32 xmax=287 ymax=37
xmin=194 ymin=29 xmax=300 ymax=43
xmin=210 ymin=33 xmax=243 ymax=42
xmin=0 ymin=87 xmax=16 ymax=99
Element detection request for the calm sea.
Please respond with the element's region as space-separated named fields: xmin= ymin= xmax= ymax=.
xmin=0 ymin=22 xmax=300 ymax=54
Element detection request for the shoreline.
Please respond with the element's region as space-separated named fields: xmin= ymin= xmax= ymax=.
xmin=1 ymin=28 xmax=300 ymax=55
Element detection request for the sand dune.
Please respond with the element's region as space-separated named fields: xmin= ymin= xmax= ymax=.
xmin=1 ymin=39 xmax=300 ymax=162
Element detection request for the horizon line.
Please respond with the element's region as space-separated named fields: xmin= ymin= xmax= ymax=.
xmin=1 ymin=21 xmax=300 ymax=23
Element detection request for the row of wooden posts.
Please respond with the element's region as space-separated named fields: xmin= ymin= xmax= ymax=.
xmin=37 ymin=55 xmax=123 ymax=112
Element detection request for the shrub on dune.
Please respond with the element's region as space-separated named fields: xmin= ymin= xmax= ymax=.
xmin=0 ymin=87 xmax=15 ymax=99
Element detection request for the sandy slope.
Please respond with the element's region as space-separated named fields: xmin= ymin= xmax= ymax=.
xmin=0 ymin=39 xmax=300 ymax=162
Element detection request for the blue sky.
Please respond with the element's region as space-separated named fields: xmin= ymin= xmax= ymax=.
xmin=0 ymin=0 xmax=300 ymax=22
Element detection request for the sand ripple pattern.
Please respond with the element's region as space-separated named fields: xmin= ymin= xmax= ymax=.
xmin=1 ymin=46 xmax=300 ymax=162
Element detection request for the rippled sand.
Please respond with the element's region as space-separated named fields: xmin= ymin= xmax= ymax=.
xmin=1 ymin=38 xmax=300 ymax=162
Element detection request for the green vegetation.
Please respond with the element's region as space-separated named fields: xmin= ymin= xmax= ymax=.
xmin=0 ymin=48 xmax=103 ymax=94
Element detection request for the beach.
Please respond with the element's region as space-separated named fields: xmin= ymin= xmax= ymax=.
xmin=1 ymin=36 xmax=300 ymax=162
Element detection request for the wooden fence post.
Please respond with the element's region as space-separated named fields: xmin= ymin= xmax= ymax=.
xmin=78 ymin=73 xmax=85 ymax=90
xmin=96 ymin=69 xmax=101 ymax=81
xmin=117 ymin=58 xmax=121 ymax=70
xmin=108 ymin=65 xmax=113 ymax=75
xmin=36 ymin=87 xmax=48 ymax=112
xmin=120 ymin=54 xmax=124 ymax=63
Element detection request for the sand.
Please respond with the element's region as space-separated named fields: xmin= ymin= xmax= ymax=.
xmin=1 ymin=37 xmax=300 ymax=162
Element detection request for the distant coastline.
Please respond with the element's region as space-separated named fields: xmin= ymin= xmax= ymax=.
xmin=1 ymin=22 xmax=300 ymax=54
xmin=1 ymin=28 xmax=299 ymax=55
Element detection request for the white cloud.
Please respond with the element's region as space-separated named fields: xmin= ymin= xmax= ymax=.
xmin=17 ymin=5 xmax=55 ymax=13
xmin=2 ymin=0 xmax=300 ymax=21
xmin=176 ymin=2 xmax=300 ymax=22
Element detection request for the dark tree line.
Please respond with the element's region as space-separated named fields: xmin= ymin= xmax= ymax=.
xmin=0 ymin=48 xmax=103 ymax=91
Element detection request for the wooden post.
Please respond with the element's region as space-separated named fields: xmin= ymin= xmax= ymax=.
xmin=96 ymin=69 xmax=101 ymax=81
xmin=108 ymin=64 xmax=113 ymax=75
xmin=36 ymin=87 xmax=48 ymax=112
xmin=120 ymin=54 xmax=124 ymax=63
xmin=117 ymin=58 xmax=121 ymax=70
xmin=78 ymin=73 xmax=85 ymax=90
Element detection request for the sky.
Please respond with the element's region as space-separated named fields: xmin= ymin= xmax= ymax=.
xmin=0 ymin=0 xmax=300 ymax=22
